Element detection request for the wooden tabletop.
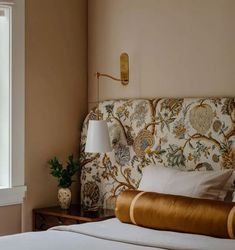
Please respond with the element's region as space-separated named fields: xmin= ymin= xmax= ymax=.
xmin=33 ymin=204 xmax=115 ymax=222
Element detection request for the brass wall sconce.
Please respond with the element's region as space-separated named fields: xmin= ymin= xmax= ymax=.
xmin=96 ymin=52 xmax=129 ymax=86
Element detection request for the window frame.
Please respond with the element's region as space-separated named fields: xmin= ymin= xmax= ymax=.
xmin=0 ymin=4 xmax=11 ymax=188
xmin=0 ymin=0 xmax=26 ymax=206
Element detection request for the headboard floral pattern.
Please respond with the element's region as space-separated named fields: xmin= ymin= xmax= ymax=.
xmin=80 ymin=98 xmax=235 ymax=209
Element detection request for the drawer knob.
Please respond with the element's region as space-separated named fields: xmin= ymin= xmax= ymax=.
xmin=58 ymin=217 xmax=63 ymax=224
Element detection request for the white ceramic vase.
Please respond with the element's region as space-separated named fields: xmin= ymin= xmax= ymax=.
xmin=58 ymin=187 xmax=71 ymax=209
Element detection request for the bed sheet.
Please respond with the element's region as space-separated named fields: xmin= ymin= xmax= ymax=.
xmin=0 ymin=218 xmax=234 ymax=250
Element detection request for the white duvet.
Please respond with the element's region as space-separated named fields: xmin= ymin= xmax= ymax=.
xmin=0 ymin=218 xmax=234 ymax=250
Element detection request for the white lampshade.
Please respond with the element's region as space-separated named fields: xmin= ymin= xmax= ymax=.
xmin=85 ymin=120 xmax=112 ymax=153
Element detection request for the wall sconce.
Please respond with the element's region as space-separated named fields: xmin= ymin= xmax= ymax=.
xmin=86 ymin=52 xmax=130 ymax=153
xmin=96 ymin=52 xmax=129 ymax=86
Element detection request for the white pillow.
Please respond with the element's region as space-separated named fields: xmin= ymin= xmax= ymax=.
xmin=138 ymin=166 xmax=234 ymax=201
xmin=224 ymin=172 xmax=235 ymax=202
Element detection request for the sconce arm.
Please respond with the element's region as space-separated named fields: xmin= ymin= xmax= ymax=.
xmin=96 ymin=72 xmax=122 ymax=82
xmin=95 ymin=53 xmax=129 ymax=86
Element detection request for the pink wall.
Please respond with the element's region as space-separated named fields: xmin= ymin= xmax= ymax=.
xmin=0 ymin=205 xmax=21 ymax=235
xmin=88 ymin=0 xmax=235 ymax=109
xmin=0 ymin=0 xmax=88 ymax=234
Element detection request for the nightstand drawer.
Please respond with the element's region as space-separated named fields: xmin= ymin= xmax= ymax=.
xmin=34 ymin=214 xmax=79 ymax=231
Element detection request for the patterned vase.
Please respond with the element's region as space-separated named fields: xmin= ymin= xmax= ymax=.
xmin=58 ymin=187 xmax=71 ymax=209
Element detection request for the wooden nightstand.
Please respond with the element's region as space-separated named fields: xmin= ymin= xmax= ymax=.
xmin=33 ymin=204 xmax=115 ymax=231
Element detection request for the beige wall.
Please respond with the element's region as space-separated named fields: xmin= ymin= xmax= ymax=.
xmin=0 ymin=205 xmax=21 ymax=235
xmin=88 ymin=0 xmax=235 ymax=108
xmin=0 ymin=0 xmax=88 ymax=234
xmin=23 ymin=0 xmax=88 ymax=232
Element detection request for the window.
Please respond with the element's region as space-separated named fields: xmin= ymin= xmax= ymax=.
xmin=0 ymin=0 xmax=26 ymax=206
xmin=0 ymin=5 xmax=11 ymax=188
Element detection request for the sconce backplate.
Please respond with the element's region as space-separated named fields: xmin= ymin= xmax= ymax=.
xmin=120 ymin=53 xmax=129 ymax=85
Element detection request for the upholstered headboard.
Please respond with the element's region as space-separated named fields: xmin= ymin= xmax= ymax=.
xmin=80 ymin=98 xmax=235 ymax=209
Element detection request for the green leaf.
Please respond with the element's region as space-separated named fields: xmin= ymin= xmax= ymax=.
xmin=48 ymin=155 xmax=80 ymax=188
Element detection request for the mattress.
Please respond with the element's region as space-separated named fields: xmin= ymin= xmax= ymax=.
xmin=0 ymin=219 xmax=234 ymax=250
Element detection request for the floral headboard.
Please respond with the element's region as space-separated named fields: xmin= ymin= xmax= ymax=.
xmin=80 ymin=98 xmax=235 ymax=209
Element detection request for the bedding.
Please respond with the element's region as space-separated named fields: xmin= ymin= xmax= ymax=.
xmin=1 ymin=219 xmax=234 ymax=250
xmin=224 ymin=173 xmax=235 ymax=202
xmin=138 ymin=166 xmax=235 ymax=201
xmin=115 ymin=190 xmax=235 ymax=239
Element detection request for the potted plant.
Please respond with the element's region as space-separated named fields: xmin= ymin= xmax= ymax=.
xmin=48 ymin=155 xmax=80 ymax=209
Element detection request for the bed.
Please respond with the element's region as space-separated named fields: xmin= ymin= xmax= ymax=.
xmin=0 ymin=218 xmax=234 ymax=250
xmin=0 ymin=97 xmax=235 ymax=250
